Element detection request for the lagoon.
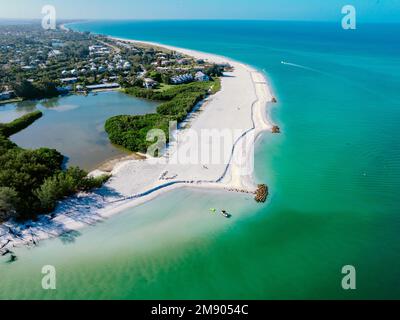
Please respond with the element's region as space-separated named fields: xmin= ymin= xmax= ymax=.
xmin=0 ymin=91 xmax=159 ymax=170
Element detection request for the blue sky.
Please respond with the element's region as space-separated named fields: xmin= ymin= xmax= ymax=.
xmin=0 ymin=0 xmax=399 ymax=22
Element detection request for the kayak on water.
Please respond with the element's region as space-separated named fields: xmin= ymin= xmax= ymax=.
xmin=221 ymin=210 xmax=231 ymax=218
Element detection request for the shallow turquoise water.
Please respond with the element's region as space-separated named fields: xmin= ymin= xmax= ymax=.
xmin=1 ymin=21 xmax=399 ymax=299
xmin=0 ymin=91 xmax=158 ymax=170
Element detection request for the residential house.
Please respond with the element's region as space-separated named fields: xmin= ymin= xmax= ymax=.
xmin=170 ymin=73 xmax=194 ymax=84
xmin=143 ymin=78 xmax=158 ymax=89
xmin=195 ymin=71 xmax=210 ymax=82
xmin=60 ymin=77 xmax=78 ymax=84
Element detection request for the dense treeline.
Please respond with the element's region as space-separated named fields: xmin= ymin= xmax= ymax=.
xmin=0 ymin=110 xmax=43 ymax=137
xmin=106 ymin=114 xmax=171 ymax=153
xmin=105 ymin=81 xmax=220 ymax=153
xmin=125 ymin=81 xmax=217 ymax=101
xmin=13 ymin=80 xmax=59 ymax=100
xmin=0 ymin=112 xmax=109 ymax=222
xmin=156 ymin=91 xmax=205 ymax=121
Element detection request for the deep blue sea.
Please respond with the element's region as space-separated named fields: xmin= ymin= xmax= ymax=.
xmin=1 ymin=20 xmax=399 ymax=299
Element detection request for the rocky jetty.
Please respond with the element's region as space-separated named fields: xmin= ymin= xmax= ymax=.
xmin=255 ymin=184 xmax=269 ymax=203
xmin=272 ymin=125 xmax=280 ymax=134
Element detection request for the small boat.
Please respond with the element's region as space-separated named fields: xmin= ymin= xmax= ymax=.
xmin=221 ymin=210 xmax=231 ymax=218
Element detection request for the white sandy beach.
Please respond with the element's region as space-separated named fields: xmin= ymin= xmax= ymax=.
xmin=0 ymin=38 xmax=275 ymax=252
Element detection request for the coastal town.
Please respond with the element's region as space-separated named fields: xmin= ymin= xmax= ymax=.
xmin=0 ymin=23 xmax=228 ymax=103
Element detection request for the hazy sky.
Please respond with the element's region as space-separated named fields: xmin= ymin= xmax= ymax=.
xmin=0 ymin=0 xmax=399 ymax=22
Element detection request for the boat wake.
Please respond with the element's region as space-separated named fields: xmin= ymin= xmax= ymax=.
xmin=281 ymin=61 xmax=318 ymax=72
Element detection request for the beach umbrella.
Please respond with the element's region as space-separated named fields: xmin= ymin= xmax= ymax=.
xmin=209 ymin=208 xmax=217 ymax=214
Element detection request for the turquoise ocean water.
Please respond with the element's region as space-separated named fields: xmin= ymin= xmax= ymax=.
xmin=0 ymin=21 xmax=399 ymax=299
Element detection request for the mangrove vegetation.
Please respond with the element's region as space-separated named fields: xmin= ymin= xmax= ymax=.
xmin=0 ymin=112 xmax=109 ymax=222
xmin=105 ymin=80 xmax=221 ymax=153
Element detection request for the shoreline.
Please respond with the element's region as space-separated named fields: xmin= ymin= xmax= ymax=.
xmin=0 ymin=35 xmax=276 ymax=254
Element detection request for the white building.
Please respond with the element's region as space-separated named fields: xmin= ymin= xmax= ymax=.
xmin=86 ymin=83 xmax=120 ymax=91
xmin=143 ymin=78 xmax=158 ymax=89
xmin=170 ymin=73 xmax=194 ymax=84
xmin=21 ymin=65 xmax=34 ymax=70
xmin=156 ymin=67 xmax=169 ymax=73
xmin=60 ymin=77 xmax=78 ymax=84
xmin=195 ymin=71 xmax=210 ymax=82
xmin=161 ymin=60 xmax=174 ymax=66
xmin=177 ymin=58 xmax=191 ymax=65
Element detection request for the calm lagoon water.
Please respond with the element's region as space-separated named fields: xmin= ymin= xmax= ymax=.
xmin=0 ymin=91 xmax=159 ymax=170
xmin=1 ymin=21 xmax=400 ymax=299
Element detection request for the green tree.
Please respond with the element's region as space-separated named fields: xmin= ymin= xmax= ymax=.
xmin=34 ymin=177 xmax=60 ymax=212
xmin=0 ymin=187 xmax=18 ymax=222
xmin=205 ymin=64 xmax=224 ymax=77
xmin=13 ymin=80 xmax=40 ymax=99
xmin=149 ymin=71 xmax=162 ymax=82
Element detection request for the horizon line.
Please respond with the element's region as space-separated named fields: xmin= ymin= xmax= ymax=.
xmin=0 ymin=17 xmax=399 ymax=24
